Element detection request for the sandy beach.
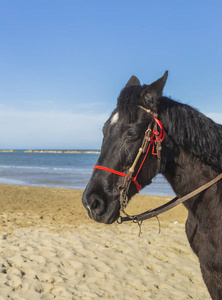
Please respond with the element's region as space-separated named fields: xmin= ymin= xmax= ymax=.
xmin=0 ymin=184 xmax=210 ymax=299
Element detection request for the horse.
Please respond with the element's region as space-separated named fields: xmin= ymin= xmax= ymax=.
xmin=82 ymin=71 xmax=222 ymax=299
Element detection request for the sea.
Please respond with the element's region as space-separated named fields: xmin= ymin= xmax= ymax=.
xmin=0 ymin=150 xmax=175 ymax=196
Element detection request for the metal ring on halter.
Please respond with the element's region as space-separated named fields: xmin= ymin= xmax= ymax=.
xmin=117 ymin=216 xmax=123 ymax=224
xmin=145 ymin=128 xmax=152 ymax=135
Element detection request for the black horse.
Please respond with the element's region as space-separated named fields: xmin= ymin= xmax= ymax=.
xmin=82 ymin=71 xmax=222 ymax=299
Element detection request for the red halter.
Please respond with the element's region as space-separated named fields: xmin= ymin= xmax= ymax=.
xmin=93 ymin=115 xmax=165 ymax=193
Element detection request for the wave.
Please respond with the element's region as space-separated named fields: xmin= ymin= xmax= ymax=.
xmin=0 ymin=165 xmax=92 ymax=172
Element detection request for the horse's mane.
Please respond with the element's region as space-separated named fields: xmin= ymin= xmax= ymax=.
xmin=117 ymin=87 xmax=222 ymax=172
xmin=158 ymin=97 xmax=222 ymax=172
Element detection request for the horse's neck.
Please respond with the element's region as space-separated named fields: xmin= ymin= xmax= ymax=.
xmin=163 ymin=147 xmax=218 ymax=205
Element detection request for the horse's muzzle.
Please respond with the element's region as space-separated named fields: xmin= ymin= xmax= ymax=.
xmin=82 ymin=190 xmax=120 ymax=224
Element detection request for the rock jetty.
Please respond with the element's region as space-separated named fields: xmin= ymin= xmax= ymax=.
xmin=24 ymin=150 xmax=100 ymax=154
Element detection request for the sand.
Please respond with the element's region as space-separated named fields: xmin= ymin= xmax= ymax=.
xmin=0 ymin=184 xmax=210 ymax=299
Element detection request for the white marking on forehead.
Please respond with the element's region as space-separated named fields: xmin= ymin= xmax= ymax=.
xmin=110 ymin=112 xmax=119 ymax=125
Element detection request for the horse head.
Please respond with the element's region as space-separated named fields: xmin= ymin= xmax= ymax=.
xmin=82 ymin=71 xmax=168 ymax=224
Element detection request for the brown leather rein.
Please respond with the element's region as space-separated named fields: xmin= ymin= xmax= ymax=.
xmin=95 ymin=106 xmax=222 ymax=224
xmin=119 ymin=173 xmax=222 ymax=223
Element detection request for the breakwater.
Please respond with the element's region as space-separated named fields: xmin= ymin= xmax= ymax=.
xmin=25 ymin=150 xmax=100 ymax=154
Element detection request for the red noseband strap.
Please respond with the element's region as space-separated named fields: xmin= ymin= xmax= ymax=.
xmin=93 ymin=165 xmax=142 ymax=192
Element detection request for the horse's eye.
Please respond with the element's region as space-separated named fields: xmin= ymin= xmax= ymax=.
xmin=126 ymin=131 xmax=134 ymax=139
xmin=126 ymin=132 xmax=138 ymax=141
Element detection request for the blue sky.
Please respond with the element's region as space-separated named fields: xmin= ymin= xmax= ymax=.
xmin=0 ymin=0 xmax=221 ymax=149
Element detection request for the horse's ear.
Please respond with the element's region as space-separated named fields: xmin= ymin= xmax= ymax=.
xmin=125 ymin=75 xmax=141 ymax=88
xmin=141 ymin=71 xmax=168 ymax=105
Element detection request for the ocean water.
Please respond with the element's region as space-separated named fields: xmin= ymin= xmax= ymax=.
xmin=0 ymin=151 xmax=175 ymax=196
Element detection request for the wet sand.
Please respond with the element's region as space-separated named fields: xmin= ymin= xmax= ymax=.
xmin=0 ymin=184 xmax=210 ymax=299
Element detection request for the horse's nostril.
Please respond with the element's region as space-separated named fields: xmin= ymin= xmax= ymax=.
xmin=90 ymin=197 xmax=105 ymax=216
xmin=91 ymin=199 xmax=100 ymax=210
